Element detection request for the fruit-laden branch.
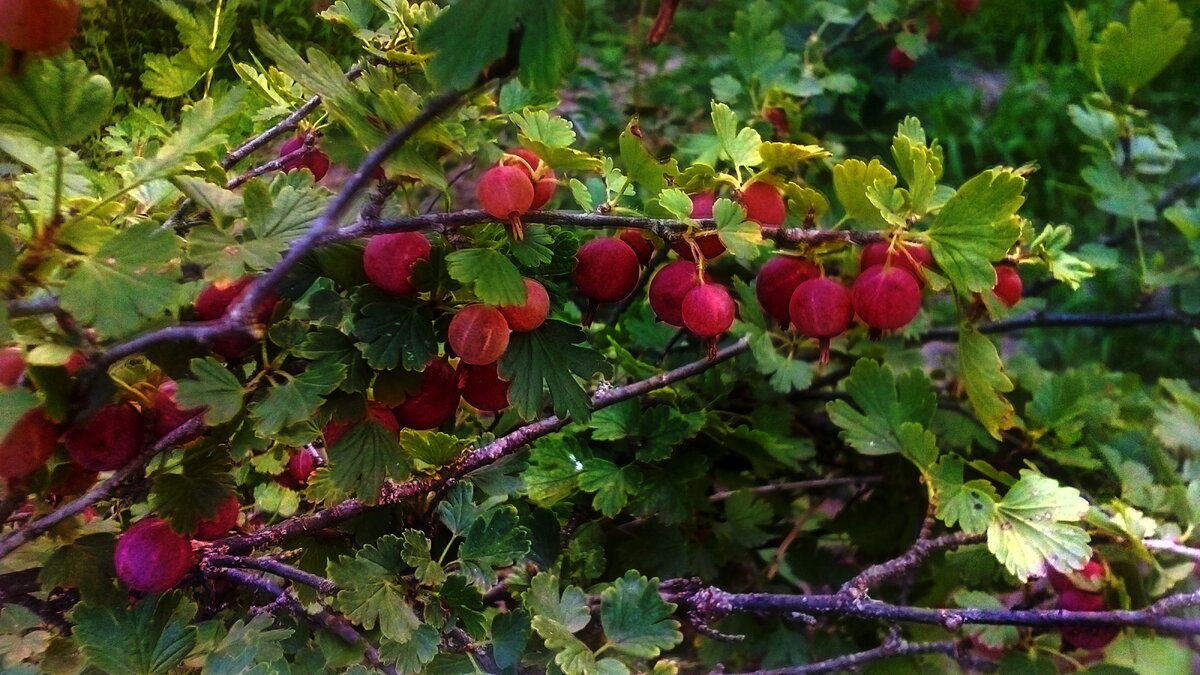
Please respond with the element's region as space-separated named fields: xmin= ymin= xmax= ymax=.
xmin=211 ymin=336 xmax=753 ymax=554
xmin=0 ymin=417 xmax=204 ymax=560
xmin=340 ymin=208 xmax=886 ymax=248
xmin=921 ymin=309 xmax=1200 ymax=341
xmin=662 ymin=580 xmax=1200 ymax=636
xmin=209 ymin=567 xmax=396 ymax=675
xmin=730 ymin=639 xmax=964 ymax=675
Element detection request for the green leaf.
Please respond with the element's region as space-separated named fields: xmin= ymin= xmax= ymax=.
xmin=328 ymin=535 xmax=421 ymax=643
xmin=436 ymin=482 xmax=482 ymax=537
xmin=931 ymin=455 xmax=998 ymax=534
xmin=891 ymin=119 xmax=942 ymax=214
xmin=987 ymin=470 xmax=1091 ymax=581
xmin=400 ymin=530 xmax=446 ymax=586
xmin=150 ymin=445 xmax=236 ymax=535
xmin=826 ymin=359 xmax=937 ymax=457
xmin=1028 ymin=224 xmax=1095 ymax=290
xmin=925 ymin=168 xmax=1026 ymax=293
xmin=40 ymin=533 xmax=116 ymax=602
xmin=954 ymin=590 xmax=1018 ymax=648
xmin=418 ymin=0 xmax=521 ymax=91
xmin=71 ymin=592 xmax=197 ymax=675
xmin=710 ymin=102 xmax=762 ymax=170
xmin=599 ymin=571 xmax=682 ymax=658
xmin=132 ymin=90 xmax=245 ymax=183
xmin=713 ymin=491 xmax=773 ymax=548
xmin=758 ymin=142 xmax=831 ymax=169
xmin=251 ymin=360 xmax=346 ymax=436
xmin=619 ymin=120 xmax=679 ymax=200
xmin=578 ymin=459 xmax=640 ymax=517
xmin=1094 ymin=0 xmax=1192 ymax=95
xmin=403 ymin=429 xmax=464 ymax=471
xmin=530 ymin=616 xmax=599 ymax=675
xmin=59 ymin=222 xmax=184 ymax=339
xmin=203 ymin=613 xmax=292 ymax=674
xmin=324 ymin=414 xmax=409 ymax=503
xmin=525 ymin=572 xmax=591 ymax=633
xmin=492 ymin=611 xmax=531 ymax=670
xmin=748 ymin=330 xmax=813 ymax=394
xmin=0 ymin=57 xmax=114 ymax=147
xmin=457 ymin=506 xmax=531 ymax=588
xmin=175 ymin=357 xmax=243 ymax=426
xmin=352 ymin=301 xmax=437 ymax=372
xmin=523 ymin=437 xmax=586 ymax=507
xmin=439 ymin=574 xmax=489 ymax=637
xmin=379 ymin=624 xmax=438 ymax=675
xmin=1080 ymin=161 xmax=1157 ymax=220
xmin=958 ymin=328 xmax=1016 ymax=439
xmin=444 ymin=248 xmax=526 ymax=306
xmin=833 ymin=159 xmax=897 ymax=229
xmin=0 ymin=389 xmax=37 ymax=440
xmin=714 ymin=198 xmax=761 ymax=259
xmin=500 ymin=320 xmax=607 ymax=422
xmin=657 ymin=188 xmax=694 ymax=221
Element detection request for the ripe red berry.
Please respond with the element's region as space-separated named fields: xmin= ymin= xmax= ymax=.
xmin=362 ymin=232 xmax=432 ymax=296
xmin=508 ymin=148 xmax=557 ymax=210
xmin=499 ymin=278 xmax=550 ymax=332
xmin=993 ymin=263 xmax=1023 ymax=308
xmin=0 ymin=409 xmax=57 ymax=479
xmin=458 ymin=362 xmax=511 ymax=412
xmin=392 ymin=358 xmax=460 ymax=430
xmin=1057 ymin=585 xmax=1118 ymax=650
xmin=671 ymin=192 xmax=726 ymax=261
xmin=852 ymin=265 xmax=923 ymax=332
xmin=194 ymin=276 xmax=280 ymax=359
xmin=193 ymin=493 xmax=240 ymax=540
xmin=449 ymin=305 xmax=512 ymax=366
xmin=1061 ymin=625 xmax=1120 ymax=651
xmin=619 ymin=230 xmax=656 ymax=267
xmin=279 ymin=135 xmax=330 ymax=182
xmin=648 ymin=260 xmax=709 ymax=327
xmin=0 ymin=0 xmax=80 ymax=53
xmin=1057 ymin=588 xmax=1105 ymax=613
xmin=682 ymin=282 xmax=736 ymax=345
xmin=573 ymin=238 xmax=641 ymax=324
xmin=789 ymin=277 xmax=854 ymax=363
xmin=888 ymin=46 xmax=916 ymax=76
xmin=763 ymin=106 xmax=789 ymax=137
xmin=323 ymin=402 xmax=399 ymax=449
xmin=48 ymin=463 xmax=97 ymax=499
xmin=859 ymin=241 xmax=933 ymax=284
xmin=152 ymin=379 xmax=204 ymax=439
xmin=63 ymin=402 xmax=144 ymax=472
xmin=477 ymin=164 xmax=535 ymax=239
xmin=284 ymin=447 xmax=321 ymax=486
xmin=0 ymin=347 xmax=24 ymax=387
xmin=113 ymin=517 xmax=193 ymax=593
xmin=739 ymin=181 xmax=787 ymax=227
xmin=756 ymin=255 xmax=820 ymax=325
xmin=956 ymin=0 xmax=981 ymax=15
xmin=1047 ymin=557 xmax=1106 ymax=595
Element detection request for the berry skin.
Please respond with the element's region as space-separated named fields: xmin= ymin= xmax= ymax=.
xmin=152 ymin=379 xmax=204 ymax=439
xmin=739 ymin=181 xmax=787 ymax=227
xmin=508 ymin=148 xmax=557 ymax=210
xmin=477 ymin=164 xmax=535 ymax=239
xmin=499 ymin=278 xmax=550 ymax=332
xmin=1057 ymin=587 xmax=1118 ymax=651
xmin=0 ymin=409 xmax=58 ymax=479
xmin=859 ymin=241 xmax=933 ymax=284
xmin=648 ymin=260 xmax=709 ymax=327
xmin=362 ymin=232 xmax=432 ymax=296
xmin=993 ymin=263 xmax=1023 ymax=308
xmin=789 ymin=277 xmax=854 ymax=364
xmin=48 ymin=463 xmax=97 ymax=498
xmin=888 ymin=46 xmax=916 ymax=76
xmin=0 ymin=347 xmax=24 ymax=387
xmin=619 ymin=230 xmax=656 ymax=267
xmin=756 ymin=255 xmax=820 ymax=325
xmin=956 ymin=0 xmax=981 ymax=15
xmin=458 ymin=362 xmax=511 ymax=412
xmin=448 ymin=305 xmax=512 ymax=366
xmin=573 ymin=238 xmax=641 ymax=324
xmin=392 ymin=359 xmax=460 ymax=430
xmin=113 ymin=517 xmax=194 ymax=593
xmin=279 ymin=135 xmax=331 ymax=182
xmin=763 ymin=106 xmax=789 ymax=137
xmin=193 ymin=493 xmax=240 ymax=540
xmin=323 ymin=402 xmax=399 ymax=449
xmin=0 ymin=0 xmax=79 ymax=53
xmin=283 ymin=447 xmax=321 ymax=487
xmin=63 ymin=402 xmax=144 ymax=472
xmin=671 ymin=192 xmax=726 ymax=261
xmin=681 ymin=283 xmax=736 ymax=356
xmin=1047 ymin=557 xmax=1106 ymax=595
xmin=194 ymin=276 xmax=280 ymax=359
xmin=852 ymin=265 xmax=923 ymax=332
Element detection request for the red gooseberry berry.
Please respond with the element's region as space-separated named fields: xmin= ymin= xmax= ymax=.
xmin=957 ymin=0 xmax=981 ymax=15
xmin=740 ymin=181 xmax=787 ymax=227
xmin=0 ymin=409 xmax=59 ymax=479
xmin=756 ymin=255 xmax=820 ymax=326
xmin=572 ymin=238 xmax=641 ymax=325
xmin=682 ymin=283 xmax=736 ymax=358
xmin=507 ymin=148 xmax=557 ymax=210
xmin=194 ymin=276 xmax=280 ymax=359
xmin=619 ymin=230 xmax=656 ymax=267
xmin=0 ymin=347 xmax=25 ymax=387
xmin=852 ymin=265 xmax=923 ymax=333
xmin=670 ymin=192 xmax=726 ymax=261
xmin=48 ymin=463 xmax=97 ymax=499
xmin=1047 ymin=557 xmax=1106 ymax=595
xmin=499 ymin=278 xmax=550 ymax=332
xmin=458 ymin=362 xmax=511 ymax=413
xmin=192 ymin=493 xmax=240 ymax=540
xmin=993 ymin=263 xmax=1023 ymax=308
xmin=888 ymin=46 xmax=916 ymax=76
xmin=63 ymin=402 xmax=144 ymax=472
xmin=477 ymin=164 xmax=535 ymax=240
xmin=362 ymin=232 xmax=432 ymax=296
xmin=859 ymin=241 xmax=933 ymax=285
xmin=1061 ymin=625 xmax=1120 ymax=651
xmin=284 ymin=447 xmax=321 ymax=487
xmin=0 ymin=0 xmax=80 ymax=53
xmin=113 ymin=517 xmax=194 ymax=593
xmin=648 ymin=260 xmax=709 ymax=327
xmin=392 ymin=359 xmax=460 ymax=430
xmin=152 ymin=379 xmax=205 ymax=439
xmin=279 ymin=135 xmax=331 ymax=182
xmin=449 ymin=305 xmax=511 ymax=366
xmin=789 ymin=277 xmax=855 ymax=364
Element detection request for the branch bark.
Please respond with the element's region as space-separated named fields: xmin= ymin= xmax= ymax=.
xmin=921 ymin=310 xmax=1200 ymax=342
xmin=732 ymin=639 xmax=963 ymax=675
xmin=204 ymin=554 xmax=337 ymax=594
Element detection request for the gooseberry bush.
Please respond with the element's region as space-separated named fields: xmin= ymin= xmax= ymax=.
xmin=1 ymin=0 xmax=1199 ymax=673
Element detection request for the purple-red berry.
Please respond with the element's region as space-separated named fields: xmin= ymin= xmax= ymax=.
xmin=756 ymin=255 xmax=820 ymax=325
xmin=648 ymin=260 xmax=708 ymax=328
xmin=114 ymin=517 xmax=193 ymax=593
xmin=449 ymin=305 xmax=511 ymax=366
xmin=852 ymin=265 xmax=923 ymax=332
xmin=739 ymin=181 xmax=786 ymax=227
xmin=392 ymin=359 xmax=460 ymax=430
xmin=790 ymin=277 xmax=854 ymax=363
xmin=499 ymin=278 xmax=550 ymax=332
xmin=279 ymin=135 xmax=330 ymax=182
xmin=458 ymin=362 xmax=511 ymax=412
xmin=63 ymin=402 xmax=144 ymax=472
xmin=993 ymin=263 xmax=1023 ymax=308
xmin=363 ymin=232 xmax=432 ymax=297
xmin=192 ymin=493 xmax=240 ymax=541
xmin=0 ymin=0 xmax=79 ymax=53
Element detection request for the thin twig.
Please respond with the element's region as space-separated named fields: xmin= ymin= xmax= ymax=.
xmin=1156 ymin=172 xmax=1200 ymax=212
xmin=732 ymin=639 xmax=963 ymax=675
xmin=205 ymin=554 xmax=337 ymax=594
xmin=710 ymin=476 xmax=883 ymax=502
xmin=921 ymin=310 xmax=1200 ymax=342
xmin=841 ymin=532 xmax=985 ymax=597
xmin=1144 ymin=539 xmax=1200 ymax=563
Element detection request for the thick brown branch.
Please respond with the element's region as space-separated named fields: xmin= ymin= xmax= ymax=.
xmin=211 ymin=337 xmax=752 ymax=554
